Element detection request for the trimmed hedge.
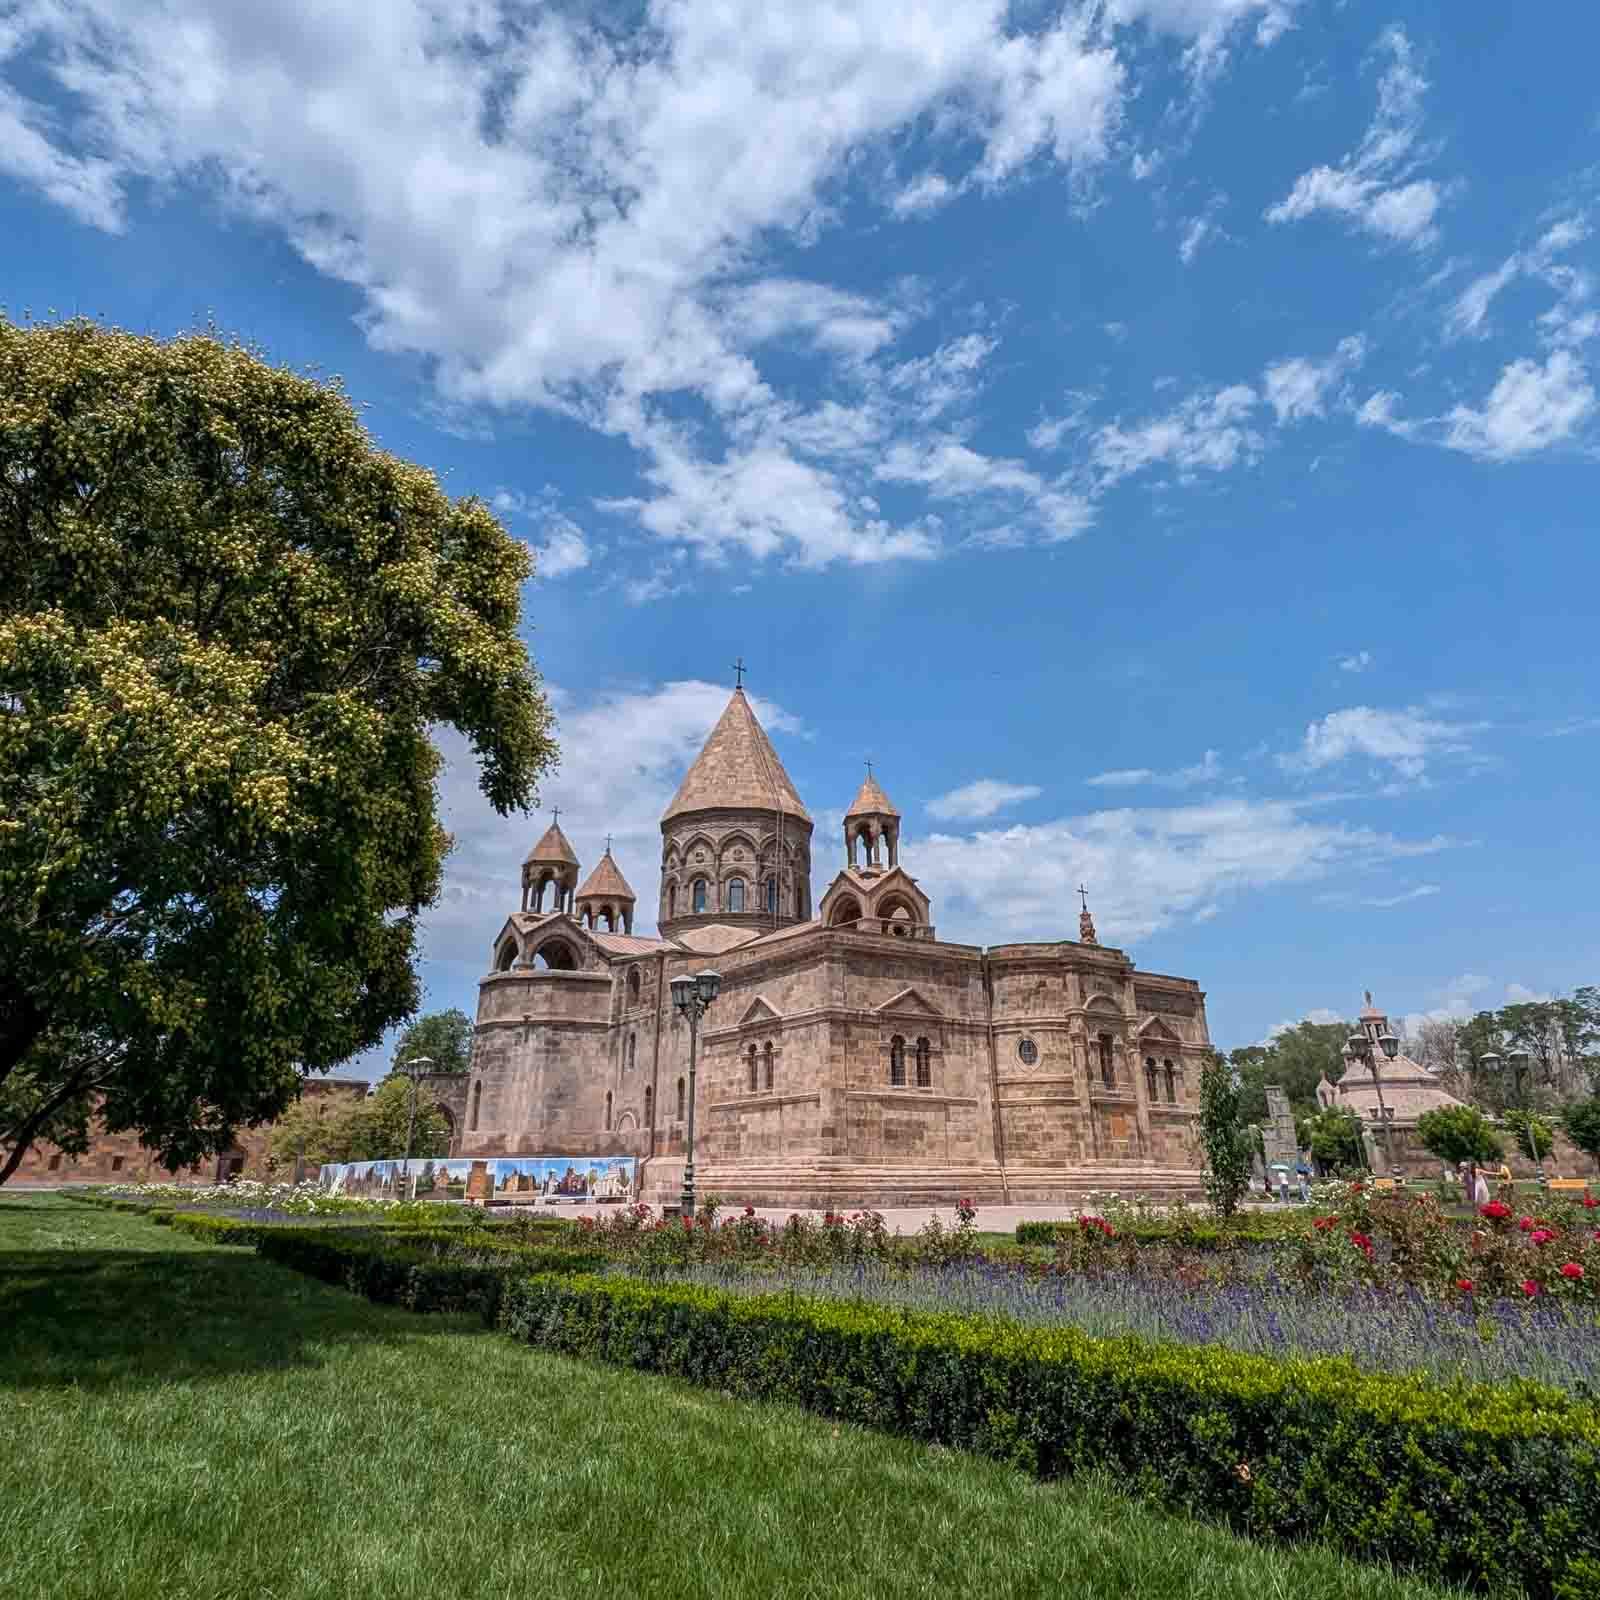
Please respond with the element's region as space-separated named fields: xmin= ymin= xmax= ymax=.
xmin=1014 ymin=1218 xmax=1296 ymax=1249
xmin=168 ymin=1211 xmax=273 ymax=1246
xmin=254 ymin=1227 xmax=605 ymax=1319
xmin=497 ymin=1272 xmax=1600 ymax=1600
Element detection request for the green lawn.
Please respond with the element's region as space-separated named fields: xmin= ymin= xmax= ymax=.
xmin=0 ymin=1194 xmax=1467 ymax=1600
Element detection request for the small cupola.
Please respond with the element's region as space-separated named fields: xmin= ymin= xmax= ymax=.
xmin=574 ymin=839 xmax=636 ymax=934
xmin=522 ymin=813 xmax=580 ymax=914
xmin=843 ymin=764 xmax=900 ymax=874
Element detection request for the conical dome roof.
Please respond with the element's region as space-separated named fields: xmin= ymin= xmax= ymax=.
xmin=525 ymin=819 xmax=579 ymax=865
xmin=846 ymin=773 xmax=898 ymax=818
xmin=662 ymin=689 xmax=811 ymax=823
xmin=576 ymin=848 xmax=635 ymax=902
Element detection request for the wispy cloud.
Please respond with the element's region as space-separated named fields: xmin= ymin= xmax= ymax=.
xmin=926 ymin=779 xmax=1042 ymax=821
xmin=1279 ymin=704 xmax=1483 ymax=783
xmin=1086 ymin=750 xmax=1223 ymax=790
xmin=1265 ymin=26 xmax=1444 ymax=247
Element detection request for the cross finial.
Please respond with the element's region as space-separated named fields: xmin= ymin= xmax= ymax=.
xmin=604 ymin=832 xmax=612 ymax=854
xmin=551 ymin=806 xmax=561 ymax=826
xmin=1078 ymin=884 xmax=1089 ymax=912
xmin=865 ymin=757 xmax=873 ymax=778
xmin=732 ymin=657 xmax=746 ymax=690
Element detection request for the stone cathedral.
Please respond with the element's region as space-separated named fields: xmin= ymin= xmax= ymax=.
xmin=460 ymin=685 xmax=1213 ymax=1207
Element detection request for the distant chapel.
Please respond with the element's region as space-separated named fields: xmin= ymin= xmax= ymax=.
xmin=462 ymin=684 xmax=1213 ymax=1207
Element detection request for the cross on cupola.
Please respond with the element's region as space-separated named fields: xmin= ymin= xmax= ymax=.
xmin=1078 ymin=885 xmax=1098 ymax=946
xmin=732 ymin=657 xmax=747 ymax=690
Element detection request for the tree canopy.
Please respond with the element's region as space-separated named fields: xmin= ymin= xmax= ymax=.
xmin=393 ymin=1008 xmax=474 ymax=1077
xmin=267 ymin=1075 xmax=451 ymax=1170
xmin=1564 ymin=1099 xmax=1600 ymax=1174
xmin=1198 ymin=1053 xmax=1253 ymax=1219
xmin=1414 ymin=1105 xmax=1502 ymax=1168
xmin=1230 ymin=1018 xmax=1351 ymax=1124
xmin=1295 ymin=1105 xmax=1365 ymax=1173
xmin=0 ymin=318 xmax=556 ymax=1183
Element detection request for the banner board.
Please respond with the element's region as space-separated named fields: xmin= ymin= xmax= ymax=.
xmin=319 ymin=1155 xmax=638 ymax=1204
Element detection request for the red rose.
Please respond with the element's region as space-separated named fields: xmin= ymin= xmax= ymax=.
xmin=1560 ymin=1262 xmax=1584 ymax=1280
xmin=1530 ymin=1228 xmax=1556 ymax=1245
xmin=1456 ymin=1278 xmax=1474 ymax=1292
xmin=743 ymin=1205 xmax=755 ymax=1217
xmin=1518 ymin=1216 xmax=1536 ymax=1232
xmin=1584 ymin=1193 xmax=1597 ymax=1208
xmin=1520 ymin=1279 xmax=1541 ymax=1297
xmin=1478 ymin=1201 xmax=1511 ymax=1219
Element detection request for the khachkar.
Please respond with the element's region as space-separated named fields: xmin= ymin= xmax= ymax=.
xmin=459 ymin=673 xmax=1214 ymax=1208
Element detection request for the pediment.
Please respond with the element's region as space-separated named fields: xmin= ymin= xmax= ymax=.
xmin=737 ymin=996 xmax=784 ymax=1028
xmin=1138 ymin=1017 xmax=1183 ymax=1042
xmin=875 ymin=986 xmax=944 ymax=1019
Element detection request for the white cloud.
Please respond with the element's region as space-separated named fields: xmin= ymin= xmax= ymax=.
xmin=926 ymin=779 xmax=1043 ymax=821
xmin=1177 ymin=213 xmax=1219 ymax=264
xmin=890 ymin=171 xmax=953 ymax=218
xmin=1091 ymin=384 xmax=1262 ymax=487
xmin=885 ymin=334 xmax=999 ymax=422
xmin=1338 ymin=650 xmax=1373 ymax=674
xmin=1447 ymin=214 xmax=1592 ymax=342
xmin=1027 ymin=390 xmax=1098 ymax=451
xmin=912 ymin=794 xmax=1455 ymax=947
xmin=724 ymin=279 xmax=905 ymax=360
xmin=1443 ymin=351 xmax=1596 ymax=461
xmin=876 ymin=438 xmax=1095 ymax=543
xmin=1085 ymin=750 xmax=1222 ymax=790
xmin=1316 ymin=883 xmax=1440 ymax=909
xmin=1265 ymin=27 xmax=1443 ymax=247
xmin=1262 ymin=335 xmax=1366 ymax=424
xmin=1280 ymin=704 xmax=1481 ymax=782
xmin=530 ymin=516 xmax=593 ymax=580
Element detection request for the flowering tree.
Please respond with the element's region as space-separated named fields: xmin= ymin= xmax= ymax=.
xmin=0 ymin=319 xmax=556 ymax=1184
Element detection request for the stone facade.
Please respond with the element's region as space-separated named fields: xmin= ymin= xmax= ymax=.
xmin=459 ymin=685 xmax=1215 ymax=1208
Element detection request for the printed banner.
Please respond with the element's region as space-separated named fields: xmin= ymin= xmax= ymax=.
xmin=318 ymin=1155 xmax=638 ymax=1204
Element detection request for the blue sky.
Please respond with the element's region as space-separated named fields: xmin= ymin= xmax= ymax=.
xmin=5 ymin=0 xmax=1599 ymax=1064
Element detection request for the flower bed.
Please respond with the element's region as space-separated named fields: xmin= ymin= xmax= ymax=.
xmin=497 ymin=1270 xmax=1600 ymax=1599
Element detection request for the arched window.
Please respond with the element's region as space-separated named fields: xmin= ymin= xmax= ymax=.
xmin=747 ymin=1043 xmax=758 ymax=1092
xmin=915 ymin=1037 xmax=931 ymax=1088
xmin=604 ymin=1090 xmax=613 ymax=1131
xmin=1144 ymin=1056 xmax=1158 ymax=1099
xmin=1164 ymin=1060 xmax=1178 ymax=1104
xmin=765 ymin=877 xmax=777 ymax=914
xmin=644 ymin=1085 xmax=654 ymax=1126
xmin=889 ymin=1035 xmax=906 ymax=1087
xmin=666 ymin=883 xmax=677 ymax=917
xmin=497 ymin=940 xmax=518 ymax=971
xmin=763 ymin=1040 xmax=774 ymax=1090
xmin=829 ymin=895 xmax=862 ymax=927
xmin=676 ymin=1076 xmax=686 ymax=1120
xmin=628 ymin=968 xmax=642 ymax=1002
xmin=692 ymin=879 xmax=708 ymax=914
xmin=726 ymin=879 xmax=744 ymax=913
xmin=626 ymin=1033 xmax=636 ymax=1073
xmin=1098 ymin=1034 xmax=1115 ymax=1088
xmin=469 ymin=1080 xmax=482 ymax=1132
xmin=534 ymin=940 xmax=577 ymax=971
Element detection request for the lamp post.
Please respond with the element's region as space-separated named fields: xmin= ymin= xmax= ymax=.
xmin=669 ymin=969 xmax=722 ymax=1219
xmin=1347 ymin=1028 xmax=1401 ymax=1181
xmin=1508 ymin=1049 xmax=1547 ymax=1188
xmin=398 ymin=1055 xmax=435 ymax=1196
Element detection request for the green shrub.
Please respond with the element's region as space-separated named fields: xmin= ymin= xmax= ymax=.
xmin=497 ymin=1272 xmax=1600 ymax=1600
xmin=1013 ymin=1219 xmax=1295 ymax=1250
xmin=254 ymin=1227 xmax=604 ymax=1319
xmin=167 ymin=1211 xmax=270 ymax=1246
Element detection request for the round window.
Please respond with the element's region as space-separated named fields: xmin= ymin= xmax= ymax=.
xmin=1017 ymin=1037 xmax=1039 ymax=1066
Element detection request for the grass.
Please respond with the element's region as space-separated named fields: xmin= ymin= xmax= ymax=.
xmin=0 ymin=1195 xmax=1470 ymax=1600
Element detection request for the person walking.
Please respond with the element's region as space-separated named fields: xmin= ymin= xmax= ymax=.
xmin=1295 ymin=1156 xmax=1311 ymax=1204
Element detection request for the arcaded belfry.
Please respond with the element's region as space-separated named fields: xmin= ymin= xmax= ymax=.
xmin=464 ymin=679 xmax=1215 ymax=1207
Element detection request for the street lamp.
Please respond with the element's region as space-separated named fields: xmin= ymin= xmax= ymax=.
xmin=1508 ymin=1049 xmax=1546 ymax=1188
xmin=1347 ymin=1028 xmax=1402 ymax=1181
xmin=397 ymin=1055 xmax=435 ymax=1197
xmin=670 ymin=969 xmax=722 ymax=1218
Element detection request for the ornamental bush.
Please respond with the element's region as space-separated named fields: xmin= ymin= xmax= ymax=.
xmin=496 ymin=1271 xmax=1600 ymax=1599
xmin=254 ymin=1226 xmax=604 ymax=1318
